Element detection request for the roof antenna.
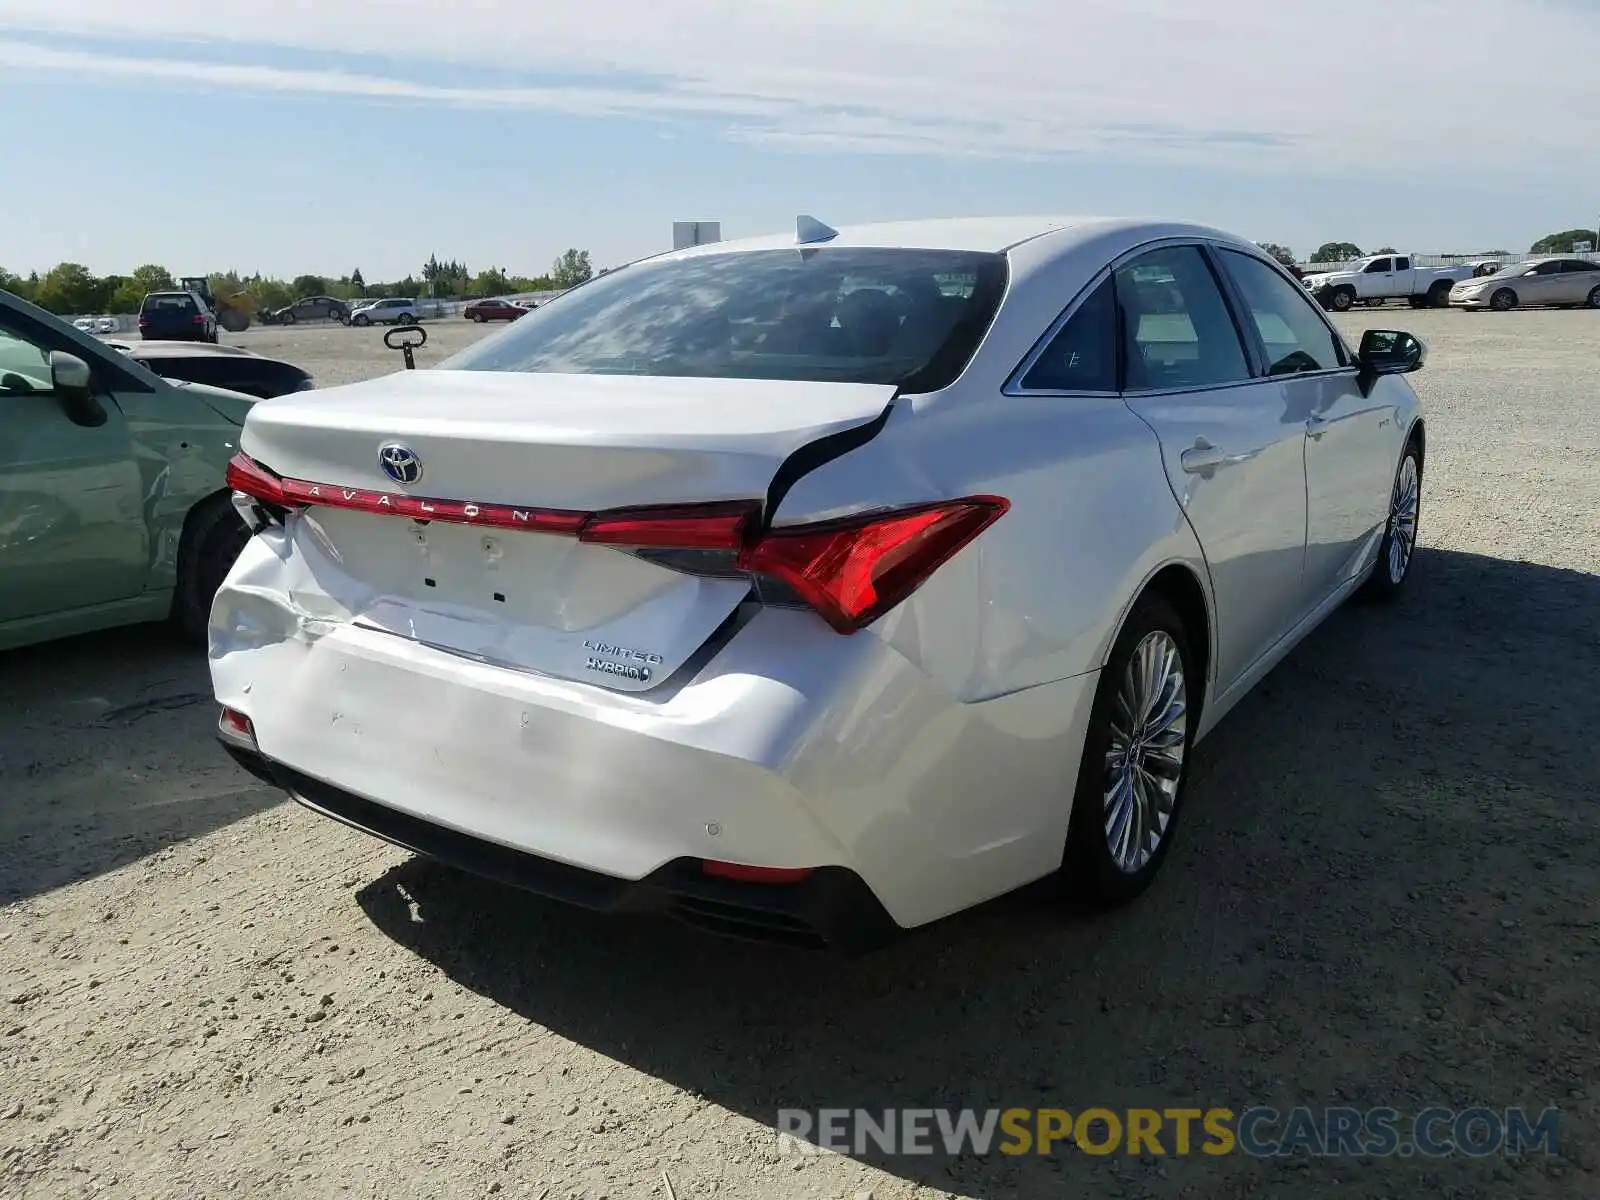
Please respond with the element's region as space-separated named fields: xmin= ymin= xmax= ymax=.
xmin=796 ymin=215 xmax=838 ymax=245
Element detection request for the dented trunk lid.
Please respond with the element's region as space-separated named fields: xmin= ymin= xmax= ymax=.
xmin=239 ymin=370 xmax=895 ymax=691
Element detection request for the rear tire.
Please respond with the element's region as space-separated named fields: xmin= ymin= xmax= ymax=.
xmin=171 ymin=494 xmax=251 ymax=645
xmin=351 ymin=313 xmax=370 ymax=327
xmin=398 ymin=313 xmax=418 ymax=326
xmin=1427 ymin=281 xmax=1453 ymax=307
xmin=1062 ymin=594 xmax=1195 ymax=908
xmin=1587 ymin=286 xmax=1600 ymax=309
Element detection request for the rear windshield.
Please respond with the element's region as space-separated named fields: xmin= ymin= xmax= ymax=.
xmin=143 ymin=294 xmax=196 ymax=312
xmin=439 ymin=248 xmax=1008 ymax=392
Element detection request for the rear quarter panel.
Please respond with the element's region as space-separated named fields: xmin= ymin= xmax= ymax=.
xmin=116 ymin=385 xmax=249 ymax=588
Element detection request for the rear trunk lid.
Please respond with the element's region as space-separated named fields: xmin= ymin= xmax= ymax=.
xmin=240 ymin=370 xmax=894 ymax=692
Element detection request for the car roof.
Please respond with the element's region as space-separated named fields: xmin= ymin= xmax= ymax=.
xmin=660 ymin=215 xmax=1244 ymax=258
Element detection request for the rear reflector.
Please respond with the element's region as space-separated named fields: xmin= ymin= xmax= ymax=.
xmin=701 ymin=860 xmax=815 ymax=884
xmin=224 ymin=452 xmax=1008 ymax=634
xmin=218 ymin=706 xmax=257 ymax=748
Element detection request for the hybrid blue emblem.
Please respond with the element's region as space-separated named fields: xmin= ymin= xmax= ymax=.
xmin=378 ymin=442 xmax=422 ymax=485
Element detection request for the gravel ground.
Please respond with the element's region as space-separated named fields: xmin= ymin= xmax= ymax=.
xmin=2 ymin=308 xmax=1597 ymax=1199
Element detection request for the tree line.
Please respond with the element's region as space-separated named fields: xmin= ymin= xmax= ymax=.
xmin=1256 ymin=228 xmax=1594 ymax=267
xmin=0 ymin=249 xmax=596 ymax=316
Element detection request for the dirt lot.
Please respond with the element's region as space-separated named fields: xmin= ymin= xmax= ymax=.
xmin=3 ymin=308 xmax=1597 ymax=1199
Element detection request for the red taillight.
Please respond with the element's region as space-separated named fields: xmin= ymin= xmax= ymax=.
xmin=737 ymin=498 xmax=1008 ymax=633
xmin=701 ymin=860 xmax=814 ymax=884
xmin=578 ymin=502 xmax=759 ymax=549
xmin=226 ymin=452 xmax=298 ymax=510
xmin=193 ymin=314 xmax=206 ymax=324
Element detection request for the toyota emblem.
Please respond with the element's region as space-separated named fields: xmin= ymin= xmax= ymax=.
xmin=378 ymin=442 xmax=422 ymax=485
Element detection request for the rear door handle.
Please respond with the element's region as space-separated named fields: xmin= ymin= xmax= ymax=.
xmin=1180 ymin=441 xmax=1259 ymax=473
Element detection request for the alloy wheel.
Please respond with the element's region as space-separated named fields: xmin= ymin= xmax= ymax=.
xmin=1387 ymin=455 xmax=1420 ymax=584
xmin=1103 ymin=631 xmax=1188 ymax=874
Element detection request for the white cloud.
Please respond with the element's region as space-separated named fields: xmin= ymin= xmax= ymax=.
xmin=1 ymin=0 xmax=1597 ymax=175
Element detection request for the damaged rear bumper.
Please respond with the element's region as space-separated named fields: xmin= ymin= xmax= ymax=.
xmin=221 ymin=739 xmax=898 ymax=952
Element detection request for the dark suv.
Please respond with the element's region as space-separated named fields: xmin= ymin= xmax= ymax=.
xmin=138 ymin=291 xmax=217 ymax=342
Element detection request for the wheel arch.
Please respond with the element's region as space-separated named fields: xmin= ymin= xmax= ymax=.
xmin=1104 ymin=559 xmax=1214 ymax=730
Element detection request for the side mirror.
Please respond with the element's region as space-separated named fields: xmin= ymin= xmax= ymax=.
xmin=49 ymin=350 xmax=108 ymax=427
xmin=1356 ymin=329 xmax=1425 ymax=378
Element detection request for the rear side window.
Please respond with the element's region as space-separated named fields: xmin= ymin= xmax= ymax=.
xmin=1019 ymin=276 xmax=1117 ymax=392
xmin=143 ymin=294 xmax=195 ymax=312
xmin=439 ymin=248 xmax=1008 ymax=392
xmin=1114 ymin=247 xmax=1250 ymax=391
xmin=1217 ymin=250 xmax=1345 ymax=374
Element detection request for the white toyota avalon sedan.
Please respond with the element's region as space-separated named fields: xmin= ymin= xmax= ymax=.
xmin=211 ymin=215 xmax=1426 ymax=952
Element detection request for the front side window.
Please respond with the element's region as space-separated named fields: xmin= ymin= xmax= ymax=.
xmin=1114 ymin=246 xmax=1251 ymax=391
xmin=0 ymin=316 xmax=52 ymax=394
xmin=1363 ymin=258 xmax=1392 ymax=274
xmin=1018 ymin=276 xmax=1117 ymax=392
xmin=1217 ymin=250 xmax=1345 ymax=374
xmin=440 ymin=248 xmax=1008 ymax=391
xmin=1534 ymin=260 xmax=1565 ymax=275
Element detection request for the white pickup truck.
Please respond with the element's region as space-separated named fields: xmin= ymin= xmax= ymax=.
xmin=1302 ymin=255 xmax=1473 ymax=312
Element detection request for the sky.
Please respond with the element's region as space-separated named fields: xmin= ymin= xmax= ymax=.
xmin=2 ymin=0 xmax=1599 ymax=280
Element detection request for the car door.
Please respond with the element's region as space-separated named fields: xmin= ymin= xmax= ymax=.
xmin=0 ymin=307 xmax=148 ymax=624
xmin=1214 ymin=247 xmax=1395 ymax=610
xmin=1357 ymin=257 xmax=1394 ymax=299
xmin=1520 ymin=260 xmax=1566 ymax=304
xmin=1554 ymin=260 xmax=1598 ymax=304
xmin=1114 ymin=243 xmax=1310 ymax=691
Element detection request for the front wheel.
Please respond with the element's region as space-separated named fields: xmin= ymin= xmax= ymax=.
xmin=1360 ymin=444 xmax=1422 ymax=603
xmin=351 ymin=313 xmax=370 ymax=326
xmin=1489 ymin=288 xmax=1517 ymax=312
xmin=171 ymin=494 xmax=252 ymax=644
xmin=1062 ymin=594 xmax=1195 ymax=908
xmin=1328 ymin=287 xmax=1355 ymax=312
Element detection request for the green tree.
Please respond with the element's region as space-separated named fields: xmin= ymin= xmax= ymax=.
xmin=290 ymin=274 xmax=328 ymax=298
xmin=0 ymin=267 xmax=32 ymax=301
xmin=250 ymin=278 xmax=293 ymax=310
xmin=1312 ymin=242 xmax=1363 ymax=263
xmin=34 ymin=263 xmax=108 ymax=314
xmin=1530 ymin=228 xmax=1598 ymax=254
xmin=550 ymin=248 xmax=593 ymax=289
xmin=1256 ymin=243 xmax=1296 ymax=267
xmin=1373 ymin=246 xmax=1398 ymax=255
xmin=110 ymin=263 xmax=176 ymax=312
xmin=470 ymin=268 xmax=510 ymax=297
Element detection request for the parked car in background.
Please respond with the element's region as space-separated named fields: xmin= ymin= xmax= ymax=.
xmin=95 ymin=317 xmax=118 ymax=334
xmin=139 ymin=290 xmax=218 ymax=342
xmin=349 ymin=297 xmax=420 ymax=326
xmin=271 ymin=295 xmax=350 ymax=325
xmin=1302 ymin=255 xmax=1472 ymax=311
xmin=462 ymin=298 xmax=529 ymax=323
xmin=72 ymin=317 xmax=96 ymax=333
xmin=105 ymin=339 xmax=314 ymax=398
xmin=214 ymin=215 xmax=1427 ymax=951
xmin=0 ymin=287 xmax=258 ymax=650
xmin=1465 ymin=259 xmax=1507 ymax=278
xmin=1450 ymin=259 xmax=1600 ymax=311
